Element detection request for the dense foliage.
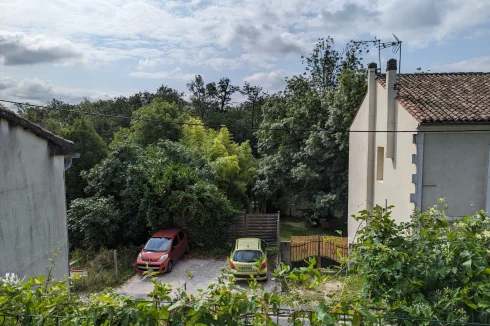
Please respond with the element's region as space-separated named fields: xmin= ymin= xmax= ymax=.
xmin=255 ymin=37 xmax=367 ymax=217
xmin=68 ymin=140 xmax=238 ymax=250
xmin=0 ymin=260 xmax=367 ymax=326
xmin=353 ymin=202 xmax=490 ymax=323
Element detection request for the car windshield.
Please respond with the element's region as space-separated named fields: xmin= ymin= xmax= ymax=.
xmin=233 ymin=250 xmax=262 ymax=262
xmin=144 ymin=237 xmax=172 ymax=252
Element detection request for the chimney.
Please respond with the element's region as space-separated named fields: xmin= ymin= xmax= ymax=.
xmin=386 ymin=59 xmax=397 ymax=159
xmin=366 ymin=62 xmax=377 ymax=211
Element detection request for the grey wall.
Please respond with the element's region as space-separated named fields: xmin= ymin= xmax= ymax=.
xmin=0 ymin=119 xmax=69 ymax=280
xmin=422 ymin=131 xmax=490 ymax=218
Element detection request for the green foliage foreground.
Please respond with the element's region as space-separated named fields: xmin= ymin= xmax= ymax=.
xmin=353 ymin=203 xmax=490 ymax=324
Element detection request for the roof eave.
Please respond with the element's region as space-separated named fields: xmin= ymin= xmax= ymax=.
xmin=0 ymin=106 xmax=75 ymax=156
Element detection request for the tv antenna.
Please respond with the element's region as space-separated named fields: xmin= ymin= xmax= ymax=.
xmin=353 ymin=34 xmax=402 ymax=74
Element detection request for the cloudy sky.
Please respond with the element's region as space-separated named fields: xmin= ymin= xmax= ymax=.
xmin=1 ymin=0 xmax=490 ymax=105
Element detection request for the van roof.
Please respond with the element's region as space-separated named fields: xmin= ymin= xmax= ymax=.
xmin=235 ymin=238 xmax=261 ymax=250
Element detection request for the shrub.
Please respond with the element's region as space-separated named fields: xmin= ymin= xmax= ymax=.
xmin=353 ymin=203 xmax=490 ymax=323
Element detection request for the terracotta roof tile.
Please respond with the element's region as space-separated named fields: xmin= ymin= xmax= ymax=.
xmin=376 ymin=73 xmax=490 ymax=123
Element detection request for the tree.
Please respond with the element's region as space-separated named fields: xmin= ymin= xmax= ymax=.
xmin=214 ymin=77 xmax=239 ymax=112
xmin=302 ymin=36 xmax=366 ymax=94
xmin=255 ymin=37 xmax=367 ymax=217
xmin=181 ymin=119 xmax=257 ymax=210
xmin=241 ymin=82 xmax=266 ymax=128
xmin=155 ymin=85 xmax=186 ymax=110
xmin=61 ymin=118 xmax=108 ymax=202
xmin=131 ymin=99 xmax=183 ymax=146
xmin=187 ymin=75 xmax=216 ymax=119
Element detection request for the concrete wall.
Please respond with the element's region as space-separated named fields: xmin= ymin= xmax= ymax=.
xmin=421 ymin=129 xmax=490 ymax=218
xmin=0 ymin=119 xmax=69 ymax=280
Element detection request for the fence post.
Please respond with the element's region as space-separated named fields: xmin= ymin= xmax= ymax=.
xmin=113 ymin=250 xmax=118 ymax=279
xmin=243 ymin=209 xmax=247 ymax=237
xmin=317 ymin=237 xmax=321 ymax=268
xmin=277 ymin=211 xmax=281 ymax=263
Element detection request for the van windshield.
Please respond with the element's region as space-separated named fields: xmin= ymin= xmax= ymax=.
xmin=144 ymin=237 xmax=172 ymax=252
xmin=233 ymin=250 xmax=262 ymax=262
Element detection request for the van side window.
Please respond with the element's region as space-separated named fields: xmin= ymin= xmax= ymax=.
xmin=178 ymin=231 xmax=184 ymax=241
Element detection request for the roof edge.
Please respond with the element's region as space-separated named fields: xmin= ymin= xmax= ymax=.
xmin=0 ymin=106 xmax=75 ymax=155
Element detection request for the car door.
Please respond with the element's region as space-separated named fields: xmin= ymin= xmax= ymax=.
xmin=171 ymin=235 xmax=180 ymax=261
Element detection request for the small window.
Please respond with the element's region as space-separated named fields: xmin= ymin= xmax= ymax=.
xmin=412 ymin=134 xmax=417 ymax=144
xmin=377 ymin=147 xmax=384 ymax=181
xmin=178 ymin=231 xmax=184 ymax=241
xmin=172 ymin=235 xmax=180 ymax=248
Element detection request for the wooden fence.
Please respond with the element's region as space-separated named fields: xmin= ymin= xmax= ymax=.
xmin=290 ymin=235 xmax=348 ymax=264
xmin=228 ymin=212 xmax=280 ymax=244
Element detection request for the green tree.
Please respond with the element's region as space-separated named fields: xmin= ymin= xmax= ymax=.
xmin=241 ymin=82 xmax=266 ymax=128
xmin=181 ymin=120 xmax=256 ymax=210
xmin=214 ymin=77 xmax=239 ymax=112
xmin=187 ymin=75 xmax=217 ymax=119
xmin=61 ymin=118 xmax=108 ymax=202
xmin=67 ymin=196 xmax=120 ymax=250
xmin=255 ymin=37 xmax=367 ymax=217
xmin=131 ymin=99 xmax=183 ymax=146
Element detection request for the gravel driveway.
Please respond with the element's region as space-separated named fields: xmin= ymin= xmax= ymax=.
xmin=117 ymin=258 xmax=276 ymax=299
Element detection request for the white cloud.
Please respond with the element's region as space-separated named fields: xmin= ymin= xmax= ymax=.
xmin=244 ymin=70 xmax=287 ymax=92
xmin=0 ymin=75 xmax=117 ymax=104
xmin=129 ymin=67 xmax=196 ymax=80
xmin=438 ymin=56 xmax=490 ymax=72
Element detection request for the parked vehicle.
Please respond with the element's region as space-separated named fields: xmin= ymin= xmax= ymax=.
xmin=228 ymin=238 xmax=268 ymax=281
xmin=135 ymin=228 xmax=190 ymax=274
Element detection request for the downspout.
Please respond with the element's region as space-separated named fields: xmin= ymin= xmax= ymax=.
xmin=64 ymin=153 xmax=81 ymax=171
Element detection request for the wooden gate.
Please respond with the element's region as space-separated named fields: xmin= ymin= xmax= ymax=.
xmin=290 ymin=236 xmax=348 ymax=264
xmin=229 ymin=212 xmax=280 ymax=244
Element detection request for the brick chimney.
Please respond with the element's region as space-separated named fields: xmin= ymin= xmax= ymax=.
xmin=386 ymin=59 xmax=397 ymax=159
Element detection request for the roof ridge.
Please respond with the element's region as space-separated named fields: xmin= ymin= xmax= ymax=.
xmin=377 ymin=72 xmax=490 ymax=76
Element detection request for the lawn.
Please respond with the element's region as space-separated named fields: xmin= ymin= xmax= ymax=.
xmin=280 ymin=216 xmax=334 ymax=241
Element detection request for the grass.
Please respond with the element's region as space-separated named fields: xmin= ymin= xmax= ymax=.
xmin=280 ymin=216 xmax=334 ymax=241
xmin=70 ymin=246 xmax=140 ymax=294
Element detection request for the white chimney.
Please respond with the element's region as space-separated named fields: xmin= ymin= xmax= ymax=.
xmin=386 ymin=59 xmax=397 ymax=158
xmin=366 ymin=62 xmax=378 ymax=211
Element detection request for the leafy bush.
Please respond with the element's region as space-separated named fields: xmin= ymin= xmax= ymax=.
xmin=70 ymin=247 xmax=140 ymax=293
xmin=67 ymin=197 xmax=121 ymax=250
xmin=71 ymin=140 xmax=237 ymax=250
xmin=353 ymin=203 xmax=490 ymax=323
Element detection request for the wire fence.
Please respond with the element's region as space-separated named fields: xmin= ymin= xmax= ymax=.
xmin=3 ymin=308 xmax=490 ymax=326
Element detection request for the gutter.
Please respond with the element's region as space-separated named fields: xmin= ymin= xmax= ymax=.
xmin=64 ymin=153 xmax=81 ymax=171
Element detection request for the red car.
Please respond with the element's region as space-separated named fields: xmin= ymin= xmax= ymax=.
xmin=135 ymin=228 xmax=190 ymax=274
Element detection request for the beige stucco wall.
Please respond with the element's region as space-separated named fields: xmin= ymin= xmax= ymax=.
xmin=348 ymin=80 xmax=418 ymax=243
xmin=421 ymin=128 xmax=490 ymax=218
xmin=373 ymin=85 xmax=418 ymax=223
xmin=348 ymin=95 xmax=370 ymax=243
xmin=0 ymin=119 xmax=69 ymax=280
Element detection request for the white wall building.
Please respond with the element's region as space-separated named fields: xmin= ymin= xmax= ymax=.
xmin=0 ymin=107 xmax=77 ymax=280
xmin=348 ymin=59 xmax=490 ymax=243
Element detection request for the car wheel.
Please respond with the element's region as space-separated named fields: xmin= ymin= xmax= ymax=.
xmin=167 ymin=261 xmax=173 ymax=273
xmin=185 ymin=243 xmax=190 ymax=254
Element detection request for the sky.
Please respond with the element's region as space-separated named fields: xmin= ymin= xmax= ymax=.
xmin=1 ymin=0 xmax=490 ymax=105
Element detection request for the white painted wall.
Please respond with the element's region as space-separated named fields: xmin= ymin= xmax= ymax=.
xmin=422 ymin=129 xmax=490 ymax=218
xmin=348 ymin=95 xmax=370 ymax=243
xmin=0 ymin=119 xmax=69 ymax=280
xmin=373 ymin=86 xmax=418 ymax=223
xmin=349 ymin=77 xmax=419 ymax=244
